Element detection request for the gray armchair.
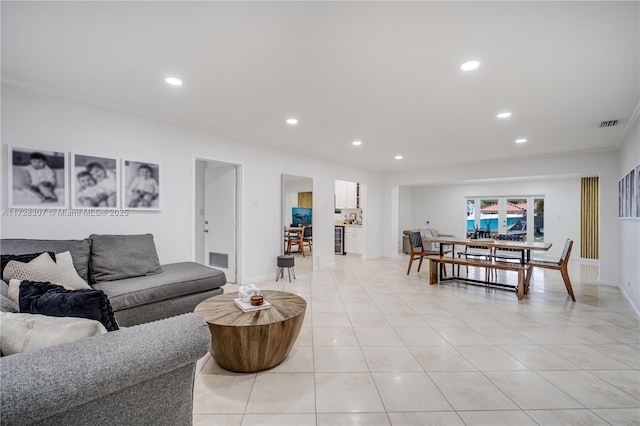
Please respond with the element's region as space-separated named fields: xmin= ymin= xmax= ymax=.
xmin=1 ymin=313 xmax=209 ymax=426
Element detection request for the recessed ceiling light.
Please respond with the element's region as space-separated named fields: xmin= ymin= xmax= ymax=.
xmin=286 ymin=118 xmax=298 ymax=125
xmin=352 ymin=140 xmax=362 ymax=146
xmin=515 ymin=138 xmax=527 ymax=144
xmin=497 ymin=112 xmax=512 ymax=119
xmin=460 ymin=60 xmax=480 ymax=71
xmin=165 ymin=77 xmax=183 ymax=86
xmin=395 ymin=155 xmax=403 ymax=160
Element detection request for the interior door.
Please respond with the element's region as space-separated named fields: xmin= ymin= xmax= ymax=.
xmin=204 ymin=165 xmax=237 ymax=283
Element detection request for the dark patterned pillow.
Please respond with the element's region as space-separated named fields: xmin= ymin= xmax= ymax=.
xmin=1 ymin=252 xmax=56 ymax=277
xmin=18 ymin=281 xmax=119 ymax=332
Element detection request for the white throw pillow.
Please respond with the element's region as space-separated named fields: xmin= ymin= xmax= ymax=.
xmin=0 ymin=311 xmax=107 ymax=355
xmin=2 ymin=251 xmax=90 ymax=292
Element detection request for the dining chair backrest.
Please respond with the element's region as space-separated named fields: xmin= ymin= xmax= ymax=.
xmin=410 ymin=231 xmax=423 ymax=250
xmin=559 ymin=239 xmax=573 ymax=265
xmin=304 ymin=226 xmax=312 ymax=237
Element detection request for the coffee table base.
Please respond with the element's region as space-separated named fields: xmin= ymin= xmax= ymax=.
xmin=208 ymin=314 xmax=304 ymax=372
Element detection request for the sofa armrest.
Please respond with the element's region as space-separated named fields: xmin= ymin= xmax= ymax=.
xmin=1 ymin=313 xmax=210 ymax=426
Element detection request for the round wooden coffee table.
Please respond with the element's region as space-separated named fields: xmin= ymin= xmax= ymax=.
xmin=194 ymin=290 xmax=307 ymax=373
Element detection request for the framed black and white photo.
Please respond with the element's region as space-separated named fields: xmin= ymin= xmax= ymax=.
xmin=630 ymin=168 xmax=636 ymax=218
xmin=71 ymin=153 xmax=119 ymax=209
xmin=8 ymin=146 xmax=67 ymax=208
xmin=636 ymin=165 xmax=640 ymax=218
xmin=122 ymin=159 xmax=160 ymax=211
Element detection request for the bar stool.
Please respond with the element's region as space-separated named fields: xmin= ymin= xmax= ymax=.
xmin=276 ymin=255 xmax=296 ymax=282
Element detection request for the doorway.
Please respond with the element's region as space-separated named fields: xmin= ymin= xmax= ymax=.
xmin=194 ymin=158 xmax=240 ymax=283
xmin=281 ymin=174 xmax=313 ymax=274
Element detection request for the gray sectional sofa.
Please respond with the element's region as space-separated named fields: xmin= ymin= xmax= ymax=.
xmin=1 ymin=312 xmax=210 ymax=426
xmin=0 ymin=234 xmax=226 ymax=326
xmin=0 ymin=234 xmax=226 ymax=425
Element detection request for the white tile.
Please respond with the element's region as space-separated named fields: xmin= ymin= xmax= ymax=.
xmin=361 ymin=346 xmax=423 ymax=372
xmin=353 ymin=327 xmax=403 ymax=346
xmin=387 ymin=412 xmax=464 ymax=426
xmin=433 ymin=326 xmax=494 ymax=345
xmin=538 ymin=370 xmax=640 ymax=408
xmin=456 ymin=410 xmax=537 ymax=425
xmin=193 ymin=414 xmax=243 ymax=425
xmin=372 ymin=372 xmax=452 ymax=411
xmin=313 ymin=327 xmax=359 ymax=346
xmin=312 ymin=311 xmax=351 ymax=327
xmin=317 ymin=413 xmax=391 ymax=425
xmin=589 ymin=344 xmax=640 ymax=368
xmin=545 ymin=344 xmax=633 ymax=369
xmin=347 ymin=312 xmax=390 ymax=327
xmin=241 ymin=413 xmax=316 ymax=426
xmin=193 ymin=374 xmax=255 ymax=414
xmin=428 ymin=371 xmax=518 ymax=410
xmin=500 ymin=345 xmax=581 ymax=370
xmin=394 ymin=326 xmax=449 ymax=346
xmin=245 ymin=373 xmax=315 ymax=413
xmin=314 ymin=345 xmax=369 ymax=372
xmin=455 ymin=345 xmax=530 ymax=371
xmin=589 ymin=370 xmax=640 ymax=399
xmin=484 ymin=371 xmax=582 ymax=409
xmin=409 ymin=345 xmax=477 ymax=371
xmin=525 ymin=409 xmax=610 ymax=425
xmin=591 ymin=408 xmax=640 ymax=426
xmin=268 ymin=345 xmax=314 ymax=373
xmin=315 ymin=372 xmax=385 ymax=413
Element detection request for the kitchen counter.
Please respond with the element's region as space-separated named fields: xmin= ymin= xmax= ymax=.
xmin=335 ymin=222 xmax=362 ymax=227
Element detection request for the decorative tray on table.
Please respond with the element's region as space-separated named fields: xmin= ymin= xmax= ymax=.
xmin=234 ymin=298 xmax=272 ymax=312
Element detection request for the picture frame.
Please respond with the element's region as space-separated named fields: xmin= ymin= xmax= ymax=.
xmin=122 ymin=159 xmax=160 ymax=211
xmin=636 ymin=165 xmax=640 ymax=217
xmin=8 ymin=145 xmax=68 ymax=208
xmin=71 ymin=153 xmax=120 ymax=209
xmin=618 ymin=164 xmax=640 ymax=220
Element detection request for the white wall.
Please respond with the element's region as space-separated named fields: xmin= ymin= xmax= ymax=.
xmin=384 ymin=149 xmax=620 ymax=285
xmin=408 ymin=179 xmax=580 ymax=260
xmin=618 ymin=117 xmax=640 ymax=313
xmin=0 ymin=84 xmax=384 ymax=281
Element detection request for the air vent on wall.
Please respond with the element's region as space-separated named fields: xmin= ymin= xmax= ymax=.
xmin=209 ymin=252 xmax=229 ymax=269
xmin=600 ymin=120 xmax=619 ymax=127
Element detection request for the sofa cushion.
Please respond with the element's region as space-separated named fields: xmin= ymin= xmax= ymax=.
xmin=89 ymin=234 xmax=162 ymax=283
xmin=19 ymin=281 xmax=119 ymax=331
xmin=3 ymin=251 xmax=91 ymax=292
xmin=1 ymin=280 xmax=18 ymax=313
xmin=0 ymin=312 xmax=107 ymax=355
xmin=0 ymin=239 xmax=91 ymax=282
xmin=92 ymin=262 xmax=225 ymax=311
xmin=1 ymin=251 xmax=56 ymax=277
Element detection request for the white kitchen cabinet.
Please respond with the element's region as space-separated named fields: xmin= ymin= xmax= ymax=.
xmin=335 ymin=180 xmax=358 ymax=209
xmin=344 ymin=226 xmax=364 ymax=254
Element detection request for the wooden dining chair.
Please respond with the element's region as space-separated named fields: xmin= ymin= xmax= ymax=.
xmin=405 ymin=231 xmax=447 ymax=276
xmin=285 ymin=226 xmax=305 ymax=257
xmin=525 ymin=239 xmax=575 ymax=301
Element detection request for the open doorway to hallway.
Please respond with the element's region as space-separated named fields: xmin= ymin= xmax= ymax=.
xmin=194 ymin=158 xmax=241 ymax=283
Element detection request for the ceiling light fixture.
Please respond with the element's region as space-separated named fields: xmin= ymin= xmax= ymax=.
xmin=286 ymin=118 xmax=298 ymax=125
xmin=165 ymin=77 xmax=183 ymax=86
xmin=460 ymin=60 xmax=480 ymax=71
xmin=515 ymin=138 xmax=527 ymax=144
xmin=395 ymin=155 xmax=403 ymax=160
xmin=497 ymin=112 xmax=512 ymax=119
xmin=352 ymin=140 xmax=362 ymax=146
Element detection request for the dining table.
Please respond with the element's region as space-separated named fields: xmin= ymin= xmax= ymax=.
xmin=422 ymin=236 xmax=552 ymax=291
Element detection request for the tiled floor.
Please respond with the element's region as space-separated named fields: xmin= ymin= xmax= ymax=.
xmin=193 ymin=255 xmax=640 ymax=425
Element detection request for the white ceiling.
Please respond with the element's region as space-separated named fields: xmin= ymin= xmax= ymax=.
xmin=2 ymin=1 xmax=638 ymax=173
